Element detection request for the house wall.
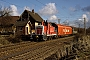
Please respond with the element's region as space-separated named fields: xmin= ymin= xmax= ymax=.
xmin=31 ymin=22 xmax=39 ymax=33
xmin=15 ymin=27 xmax=25 ymax=36
xmin=25 ymin=23 xmax=31 ymax=35
xmin=15 ymin=22 xmax=31 ymax=36
xmin=14 ymin=10 xmax=43 ymax=36
xmin=35 ymin=22 xmax=38 ymax=26
xmin=0 ymin=26 xmax=13 ymax=33
xmin=15 ymin=22 xmax=41 ymax=36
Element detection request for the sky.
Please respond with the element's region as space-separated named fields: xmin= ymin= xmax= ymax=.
xmin=0 ymin=0 xmax=90 ymax=28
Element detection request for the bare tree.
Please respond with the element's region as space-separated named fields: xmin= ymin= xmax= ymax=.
xmin=0 ymin=6 xmax=12 ymax=17
xmin=0 ymin=6 xmax=13 ymax=33
xmin=0 ymin=6 xmax=12 ymax=26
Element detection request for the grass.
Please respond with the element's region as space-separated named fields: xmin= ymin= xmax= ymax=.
xmin=0 ymin=35 xmax=10 ymax=45
xmin=0 ymin=35 xmax=22 ymax=46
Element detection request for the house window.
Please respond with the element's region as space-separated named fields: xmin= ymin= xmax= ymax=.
xmin=26 ymin=27 xmax=28 ymax=34
xmin=38 ymin=23 xmax=41 ymax=25
xmin=19 ymin=27 xmax=23 ymax=31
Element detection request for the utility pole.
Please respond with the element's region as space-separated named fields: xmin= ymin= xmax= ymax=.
xmin=84 ymin=18 xmax=86 ymax=35
xmin=78 ymin=24 xmax=80 ymax=33
xmin=58 ymin=19 xmax=60 ymax=24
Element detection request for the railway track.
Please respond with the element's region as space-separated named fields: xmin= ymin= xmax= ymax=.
xmin=0 ymin=41 xmax=37 ymax=59
xmin=0 ymin=36 xmax=75 ymax=60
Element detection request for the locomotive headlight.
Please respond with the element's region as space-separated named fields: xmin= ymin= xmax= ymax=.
xmin=36 ymin=35 xmax=39 ymax=38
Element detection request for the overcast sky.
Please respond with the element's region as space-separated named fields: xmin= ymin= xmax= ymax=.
xmin=0 ymin=0 xmax=90 ymax=28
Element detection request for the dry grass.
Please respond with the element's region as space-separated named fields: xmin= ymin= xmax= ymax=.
xmin=0 ymin=35 xmax=22 ymax=46
xmin=0 ymin=35 xmax=10 ymax=46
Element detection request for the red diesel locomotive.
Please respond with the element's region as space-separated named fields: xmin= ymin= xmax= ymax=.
xmin=31 ymin=21 xmax=73 ymax=41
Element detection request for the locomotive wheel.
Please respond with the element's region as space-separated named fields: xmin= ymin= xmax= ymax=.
xmin=54 ymin=35 xmax=58 ymax=39
xmin=50 ymin=36 xmax=52 ymax=40
xmin=48 ymin=36 xmax=52 ymax=40
xmin=43 ymin=35 xmax=47 ymax=41
xmin=55 ymin=36 xmax=58 ymax=39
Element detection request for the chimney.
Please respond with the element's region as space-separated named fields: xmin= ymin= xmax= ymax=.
xmin=32 ymin=9 xmax=34 ymax=13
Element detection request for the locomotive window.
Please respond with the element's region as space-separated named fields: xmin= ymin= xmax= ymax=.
xmin=63 ymin=29 xmax=65 ymax=32
xmin=68 ymin=30 xmax=69 ymax=32
xmin=38 ymin=23 xmax=41 ymax=25
xmin=36 ymin=27 xmax=42 ymax=34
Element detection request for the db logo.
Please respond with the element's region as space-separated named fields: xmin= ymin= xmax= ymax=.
xmin=63 ymin=29 xmax=69 ymax=32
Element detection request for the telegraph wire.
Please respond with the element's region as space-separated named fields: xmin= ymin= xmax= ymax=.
xmin=35 ymin=0 xmax=83 ymax=20
xmin=0 ymin=0 xmax=83 ymax=20
xmin=0 ymin=0 xmax=23 ymax=8
xmin=26 ymin=0 xmax=41 ymax=10
xmin=36 ymin=0 xmax=46 ymax=6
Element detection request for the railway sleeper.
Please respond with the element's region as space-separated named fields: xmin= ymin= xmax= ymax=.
xmin=8 ymin=45 xmax=57 ymax=60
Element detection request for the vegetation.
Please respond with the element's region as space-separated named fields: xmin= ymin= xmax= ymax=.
xmin=74 ymin=27 xmax=90 ymax=35
xmin=0 ymin=35 xmax=10 ymax=46
xmin=0 ymin=6 xmax=13 ymax=32
xmin=86 ymin=27 xmax=90 ymax=35
xmin=0 ymin=6 xmax=20 ymax=46
xmin=0 ymin=35 xmax=22 ymax=46
xmin=0 ymin=6 xmax=12 ymax=17
xmin=0 ymin=6 xmax=12 ymax=26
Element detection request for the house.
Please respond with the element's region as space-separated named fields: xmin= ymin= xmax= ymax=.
xmin=0 ymin=16 xmax=19 ymax=34
xmin=14 ymin=9 xmax=43 ymax=36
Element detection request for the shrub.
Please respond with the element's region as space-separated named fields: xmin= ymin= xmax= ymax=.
xmin=6 ymin=36 xmax=22 ymax=43
xmin=0 ymin=36 xmax=10 ymax=45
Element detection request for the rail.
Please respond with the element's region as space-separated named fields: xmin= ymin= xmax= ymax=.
xmin=0 ymin=36 xmax=75 ymax=60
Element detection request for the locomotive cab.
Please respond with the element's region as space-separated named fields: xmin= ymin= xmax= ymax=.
xmin=35 ymin=25 xmax=47 ymax=41
xmin=35 ymin=25 xmax=44 ymax=35
xmin=34 ymin=21 xmax=57 ymax=41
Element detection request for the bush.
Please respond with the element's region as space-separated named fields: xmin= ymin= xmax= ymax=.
xmin=0 ymin=36 xmax=10 ymax=45
xmin=6 ymin=36 xmax=22 ymax=43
